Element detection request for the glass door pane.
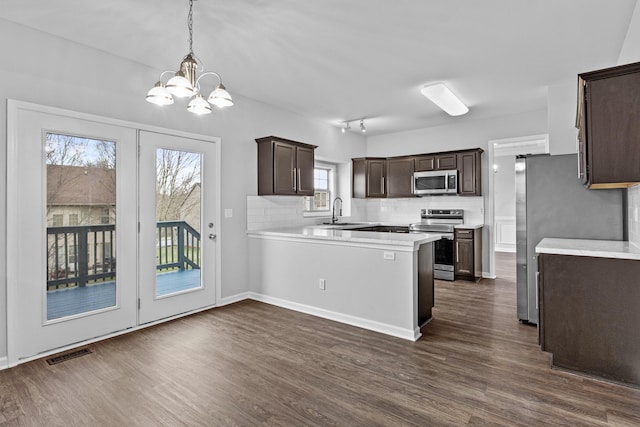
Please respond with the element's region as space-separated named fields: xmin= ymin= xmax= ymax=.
xmin=46 ymin=133 xmax=117 ymax=320
xmin=155 ymin=148 xmax=202 ymax=297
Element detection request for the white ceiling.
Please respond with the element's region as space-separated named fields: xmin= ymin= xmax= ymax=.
xmin=0 ymin=1 xmax=636 ymax=135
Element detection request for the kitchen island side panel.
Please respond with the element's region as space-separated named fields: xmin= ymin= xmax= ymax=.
xmin=248 ymin=236 xmax=419 ymax=339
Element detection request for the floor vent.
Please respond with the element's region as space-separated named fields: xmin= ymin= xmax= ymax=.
xmin=46 ymin=348 xmax=93 ymax=365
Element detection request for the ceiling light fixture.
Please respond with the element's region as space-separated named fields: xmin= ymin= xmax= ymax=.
xmin=360 ymin=119 xmax=366 ymax=133
xmin=341 ymin=122 xmax=351 ymax=133
xmin=146 ymin=0 xmax=233 ymax=115
xmin=420 ymin=83 xmax=468 ymax=116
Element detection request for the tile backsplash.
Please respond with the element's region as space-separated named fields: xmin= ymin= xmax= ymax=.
xmin=247 ymin=195 xmax=484 ymax=230
xmin=247 ymin=196 xmax=311 ymax=231
xmin=364 ymin=196 xmax=485 ymax=225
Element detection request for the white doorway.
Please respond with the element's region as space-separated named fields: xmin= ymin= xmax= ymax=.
xmin=487 ymin=135 xmax=548 ymax=278
xmin=7 ymin=101 xmax=221 ymax=366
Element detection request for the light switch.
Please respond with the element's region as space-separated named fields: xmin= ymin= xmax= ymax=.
xmin=224 ymin=209 xmax=233 ymax=218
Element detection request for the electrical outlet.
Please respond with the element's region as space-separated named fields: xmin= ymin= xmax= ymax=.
xmin=383 ymin=251 xmax=395 ymax=261
xmin=224 ymin=209 xmax=233 ymax=218
xmin=319 ymin=278 xmax=326 ymax=290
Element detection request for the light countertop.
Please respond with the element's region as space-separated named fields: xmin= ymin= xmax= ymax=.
xmin=455 ymin=224 xmax=483 ymax=229
xmin=536 ymin=238 xmax=640 ymax=261
xmin=247 ymin=225 xmax=443 ymax=250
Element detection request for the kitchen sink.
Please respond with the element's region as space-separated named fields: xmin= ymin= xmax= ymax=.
xmin=350 ymin=225 xmax=410 ymax=233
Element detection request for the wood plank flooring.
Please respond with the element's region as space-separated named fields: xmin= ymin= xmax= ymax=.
xmin=2 ymin=252 xmax=639 ymax=426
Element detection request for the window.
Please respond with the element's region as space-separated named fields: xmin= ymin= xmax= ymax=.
xmin=304 ymin=162 xmax=336 ymax=213
xmin=101 ymin=207 xmax=110 ymax=224
xmin=69 ymin=214 xmax=79 ymax=226
xmin=68 ymin=244 xmax=77 ymax=264
xmin=52 ymin=214 xmax=63 ymax=227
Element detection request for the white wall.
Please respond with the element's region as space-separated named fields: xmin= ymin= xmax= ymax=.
xmin=493 ymin=155 xmax=517 ymax=252
xmin=365 ymin=109 xmax=548 ymax=275
xmin=494 ymin=155 xmax=516 ymax=219
xmin=0 ymin=19 xmax=366 ymax=360
xmin=547 ymin=80 xmax=579 ymax=155
xmin=618 ymin=0 xmax=640 ymax=248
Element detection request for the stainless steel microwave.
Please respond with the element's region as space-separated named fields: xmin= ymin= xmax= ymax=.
xmin=413 ymin=170 xmax=458 ymax=195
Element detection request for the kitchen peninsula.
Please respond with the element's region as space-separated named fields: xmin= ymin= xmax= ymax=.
xmin=536 ymin=238 xmax=640 ymax=386
xmin=247 ymin=226 xmax=443 ymax=341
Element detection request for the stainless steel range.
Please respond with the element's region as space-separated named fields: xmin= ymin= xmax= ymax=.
xmin=409 ymin=209 xmax=464 ymax=281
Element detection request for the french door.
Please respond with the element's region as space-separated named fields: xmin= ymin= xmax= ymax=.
xmin=7 ymin=102 xmax=219 ymax=364
xmin=138 ymin=131 xmax=217 ymax=324
xmin=8 ymin=103 xmax=138 ymax=362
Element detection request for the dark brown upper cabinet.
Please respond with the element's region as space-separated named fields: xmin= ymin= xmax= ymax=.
xmin=353 ymin=148 xmax=483 ymax=198
xmin=386 ymin=157 xmax=415 ymax=198
xmin=457 ymin=149 xmax=482 ymax=196
xmin=352 ymin=158 xmax=386 ymax=198
xmin=414 ymin=153 xmax=457 ymax=172
xmin=577 ymin=62 xmax=640 ymax=188
xmin=256 ymin=136 xmax=317 ymax=196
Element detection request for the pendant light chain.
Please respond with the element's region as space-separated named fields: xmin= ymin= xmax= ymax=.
xmin=187 ymin=0 xmax=194 ymax=55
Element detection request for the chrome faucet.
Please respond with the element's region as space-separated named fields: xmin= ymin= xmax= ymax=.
xmin=331 ymin=197 xmax=343 ymax=224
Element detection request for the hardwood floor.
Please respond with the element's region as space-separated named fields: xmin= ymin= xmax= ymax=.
xmin=2 ymin=253 xmax=639 ymax=426
xmin=494 ymin=251 xmax=516 ymax=282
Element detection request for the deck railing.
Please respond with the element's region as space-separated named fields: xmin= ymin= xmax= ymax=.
xmin=47 ymin=221 xmax=200 ymax=291
xmin=156 ymin=220 xmax=201 ymax=272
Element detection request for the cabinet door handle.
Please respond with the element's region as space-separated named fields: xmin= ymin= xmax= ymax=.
xmin=298 ymin=168 xmax=302 ymax=191
xmin=293 ymin=167 xmax=297 ymax=191
xmin=456 ymin=241 xmax=459 ymax=261
xmin=381 ymin=177 xmax=385 ymax=194
xmin=535 ymin=271 xmax=539 ymax=310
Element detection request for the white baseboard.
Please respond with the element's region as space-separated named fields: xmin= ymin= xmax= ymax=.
xmin=482 ymin=272 xmax=497 ymax=279
xmin=218 ymin=292 xmax=249 ymax=307
xmin=249 ymin=292 xmax=420 ymax=341
xmin=0 ymin=356 xmax=8 ymax=371
xmin=495 ymin=245 xmax=516 ymax=253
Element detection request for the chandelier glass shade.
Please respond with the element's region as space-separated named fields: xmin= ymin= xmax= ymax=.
xmin=146 ymin=0 xmax=233 ymax=114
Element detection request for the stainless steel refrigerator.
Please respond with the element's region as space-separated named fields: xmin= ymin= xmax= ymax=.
xmin=515 ymin=154 xmax=626 ymax=324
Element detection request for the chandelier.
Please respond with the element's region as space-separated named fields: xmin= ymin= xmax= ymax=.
xmin=145 ymin=0 xmax=233 ymax=115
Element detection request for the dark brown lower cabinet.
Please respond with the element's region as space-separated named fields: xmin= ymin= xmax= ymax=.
xmin=537 ymin=253 xmax=640 ymax=386
xmin=454 ymin=227 xmax=482 ymax=281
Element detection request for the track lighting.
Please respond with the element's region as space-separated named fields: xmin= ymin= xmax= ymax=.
xmin=146 ymin=0 xmax=233 ymax=115
xmin=340 ymin=118 xmax=368 ymax=134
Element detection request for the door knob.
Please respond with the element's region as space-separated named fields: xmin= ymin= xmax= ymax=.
xmin=209 ymin=234 xmax=216 ymax=240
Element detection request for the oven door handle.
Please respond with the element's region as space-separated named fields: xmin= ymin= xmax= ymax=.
xmin=440 ymin=235 xmax=454 ymax=240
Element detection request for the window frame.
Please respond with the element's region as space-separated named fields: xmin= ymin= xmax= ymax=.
xmin=303 ymin=161 xmax=337 ymax=217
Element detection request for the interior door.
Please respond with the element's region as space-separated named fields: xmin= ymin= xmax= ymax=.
xmin=7 ymin=103 xmax=138 ymax=362
xmin=138 ymin=131 xmax=218 ymax=324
